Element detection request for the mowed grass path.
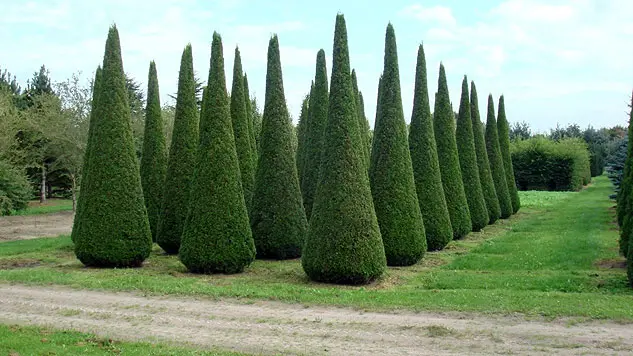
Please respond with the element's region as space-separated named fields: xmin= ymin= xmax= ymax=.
xmin=0 ymin=176 xmax=631 ymax=319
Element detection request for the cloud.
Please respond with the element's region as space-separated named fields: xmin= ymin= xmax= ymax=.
xmin=401 ymin=5 xmax=456 ymax=26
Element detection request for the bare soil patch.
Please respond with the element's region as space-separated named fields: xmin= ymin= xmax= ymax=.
xmin=0 ymin=211 xmax=73 ymax=242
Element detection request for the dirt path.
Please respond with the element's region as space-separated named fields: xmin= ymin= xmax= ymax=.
xmin=0 ymin=285 xmax=631 ymax=355
xmin=0 ymin=211 xmax=73 ymax=241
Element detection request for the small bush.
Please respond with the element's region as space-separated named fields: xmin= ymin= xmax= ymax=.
xmin=511 ymin=137 xmax=591 ymax=192
xmin=0 ymin=159 xmax=31 ymax=215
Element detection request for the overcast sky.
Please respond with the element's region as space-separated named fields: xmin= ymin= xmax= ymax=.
xmin=2 ymin=0 xmax=632 ymax=133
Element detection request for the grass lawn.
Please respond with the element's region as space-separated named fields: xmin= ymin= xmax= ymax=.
xmin=0 ymin=324 xmax=245 ymax=355
xmin=0 ymin=176 xmax=631 ymax=319
xmin=10 ymin=198 xmax=74 ymax=216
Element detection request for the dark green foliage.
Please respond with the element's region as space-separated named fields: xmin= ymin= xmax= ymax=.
xmin=156 ymin=45 xmax=200 ymax=255
xmin=140 ymin=62 xmax=168 ymax=241
xmin=250 ymin=36 xmax=307 ymax=260
xmin=607 ymin=137 xmax=627 ymax=201
xmin=0 ymin=159 xmax=31 ymax=215
xmin=230 ymin=48 xmax=255 ymax=212
xmin=497 ymin=96 xmax=520 ymax=214
xmin=511 ymin=137 xmax=590 ymax=192
xmin=408 ymin=44 xmax=452 ymax=251
xmin=74 ymin=26 xmax=152 ymax=267
xmin=434 ymin=64 xmax=471 ymax=239
xmin=296 ymin=90 xmax=310 ymax=183
xmin=352 ymin=70 xmax=371 ymax=166
xmin=179 ymin=33 xmax=255 ymax=273
xmin=470 ymin=82 xmax=500 ymax=224
xmin=619 ymin=95 xmax=633 ymax=258
xmin=71 ymin=67 xmax=102 ymax=243
xmin=302 ymin=14 xmax=386 ymax=284
xmin=243 ymin=74 xmax=258 ymax=167
xmin=456 ymin=77 xmax=488 ymax=232
xmin=300 ymin=49 xmax=329 ymax=220
xmin=486 ymin=95 xmax=513 ymax=219
xmin=369 ymin=24 xmax=426 ymax=266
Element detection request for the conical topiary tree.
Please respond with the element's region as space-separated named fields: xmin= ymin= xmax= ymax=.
xmin=302 ymin=14 xmax=386 ymax=284
xmin=409 ymin=44 xmax=452 ymax=251
xmin=434 ymin=64 xmax=472 ymax=239
xmin=352 ymin=69 xmax=371 ymax=166
xmin=296 ymin=90 xmax=311 ymax=183
xmin=470 ymin=82 xmax=500 ymax=224
xmin=140 ymin=61 xmax=168 ymax=241
xmin=179 ymin=33 xmax=255 ymax=273
xmin=230 ymin=47 xmax=255 ymax=212
xmin=74 ymin=26 xmax=152 ymax=267
xmin=243 ymin=74 xmax=258 ymax=166
xmin=250 ymin=35 xmax=308 ymax=260
xmin=71 ymin=66 xmax=102 ymax=244
xmin=156 ymin=45 xmax=200 ymax=255
xmin=619 ymin=94 xmax=633 ymax=257
xmin=485 ymin=95 xmax=513 ymax=219
xmin=456 ymin=76 xmax=488 ymax=232
xmin=300 ymin=49 xmax=329 ymax=220
xmin=369 ymin=24 xmax=426 ymax=266
xmin=497 ymin=95 xmax=521 ymax=214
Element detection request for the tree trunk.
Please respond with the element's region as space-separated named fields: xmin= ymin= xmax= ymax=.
xmin=71 ymin=173 xmax=77 ymax=213
xmin=40 ymin=165 xmax=47 ymax=204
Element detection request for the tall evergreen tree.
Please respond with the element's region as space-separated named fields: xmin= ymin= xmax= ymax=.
xmin=352 ymin=70 xmax=371 ymax=166
xmin=456 ymin=76 xmax=488 ymax=232
xmin=71 ymin=66 xmax=102 ymax=244
xmin=230 ymin=47 xmax=255 ymax=212
xmin=140 ymin=61 xmax=168 ymax=241
xmin=619 ymin=94 xmax=633 ymax=257
xmin=296 ymin=89 xmax=311 ymax=183
xmin=434 ymin=64 xmax=472 ymax=239
xmin=243 ymin=74 xmax=257 ymax=165
xmin=470 ymin=82 xmax=500 ymax=224
xmin=485 ymin=95 xmax=513 ymax=219
xmin=179 ymin=33 xmax=255 ymax=273
xmin=409 ymin=44 xmax=452 ymax=251
xmin=497 ymin=95 xmax=521 ymax=214
xmin=369 ymin=24 xmax=426 ymax=266
xmin=156 ymin=45 xmax=200 ymax=254
xmin=250 ymin=35 xmax=308 ymax=260
xmin=302 ymin=14 xmax=386 ymax=284
xmin=300 ymin=49 xmax=329 ymax=220
xmin=74 ymin=25 xmax=152 ymax=267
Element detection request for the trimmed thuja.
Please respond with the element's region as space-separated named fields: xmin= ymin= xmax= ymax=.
xmin=250 ymin=35 xmax=308 ymax=260
xmin=409 ymin=44 xmax=452 ymax=251
xmin=620 ymin=93 xmax=633 ymax=258
xmin=300 ymin=49 xmax=329 ymax=220
xmin=179 ymin=33 xmax=255 ymax=273
xmin=352 ymin=69 xmax=371 ymax=167
xmin=140 ymin=61 xmax=168 ymax=241
xmin=369 ymin=23 xmax=426 ymax=266
xmin=302 ymin=14 xmax=386 ymax=284
xmin=497 ymin=95 xmax=521 ymax=214
xmin=456 ymin=76 xmax=488 ymax=232
xmin=243 ymin=73 xmax=258 ymax=166
xmin=156 ymin=45 xmax=199 ymax=254
xmin=73 ymin=26 xmax=152 ymax=267
xmin=470 ymin=82 xmax=501 ymax=224
xmin=434 ymin=64 xmax=472 ymax=239
xmin=296 ymin=90 xmax=311 ymax=184
xmin=485 ymin=95 xmax=513 ymax=219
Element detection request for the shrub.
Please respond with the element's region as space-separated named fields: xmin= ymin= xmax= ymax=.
xmin=485 ymin=95 xmax=513 ymax=219
xmin=243 ymin=74 xmax=258 ymax=166
xmin=497 ymin=96 xmax=521 ymax=213
xmin=510 ymin=137 xmax=591 ymax=192
xmin=74 ymin=26 xmax=152 ymax=267
xmin=250 ymin=35 xmax=308 ymax=260
xmin=369 ymin=23 xmax=426 ymax=266
xmin=302 ymin=14 xmax=386 ymax=284
xmin=156 ymin=45 xmax=199 ymax=255
xmin=0 ymin=159 xmax=31 ymax=215
xmin=620 ymin=95 xmax=633 ymax=258
xmin=606 ymin=136 xmax=626 ymax=200
xmin=179 ymin=33 xmax=255 ymax=273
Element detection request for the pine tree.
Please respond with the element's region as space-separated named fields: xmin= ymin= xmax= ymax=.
xmin=434 ymin=64 xmax=472 ymax=239
xmin=470 ymin=82 xmax=501 ymax=224
xmin=140 ymin=61 xmax=168 ymax=241
xmin=296 ymin=89 xmax=311 ymax=183
xmin=250 ymin=35 xmax=308 ymax=260
xmin=619 ymin=94 xmax=633 ymax=257
xmin=243 ymin=73 xmax=258 ymax=166
xmin=485 ymin=95 xmax=513 ymax=219
xmin=74 ymin=26 xmax=152 ymax=267
xmin=230 ymin=47 xmax=255 ymax=212
xmin=71 ymin=66 xmax=102 ymax=244
xmin=497 ymin=95 xmax=521 ymax=214
xmin=156 ymin=45 xmax=200 ymax=255
xmin=369 ymin=24 xmax=426 ymax=266
xmin=302 ymin=14 xmax=386 ymax=284
xmin=300 ymin=49 xmax=329 ymax=220
xmin=456 ymin=76 xmax=488 ymax=232
xmin=352 ymin=69 xmax=371 ymax=166
xmin=179 ymin=33 xmax=255 ymax=273
xmin=408 ymin=45 xmax=452 ymax=251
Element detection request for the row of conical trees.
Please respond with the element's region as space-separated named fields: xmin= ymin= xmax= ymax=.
xmin=617 ymin=94 xmax=633 ymax=287
xmin=72 ymin=15 xmax=520 ymax=285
